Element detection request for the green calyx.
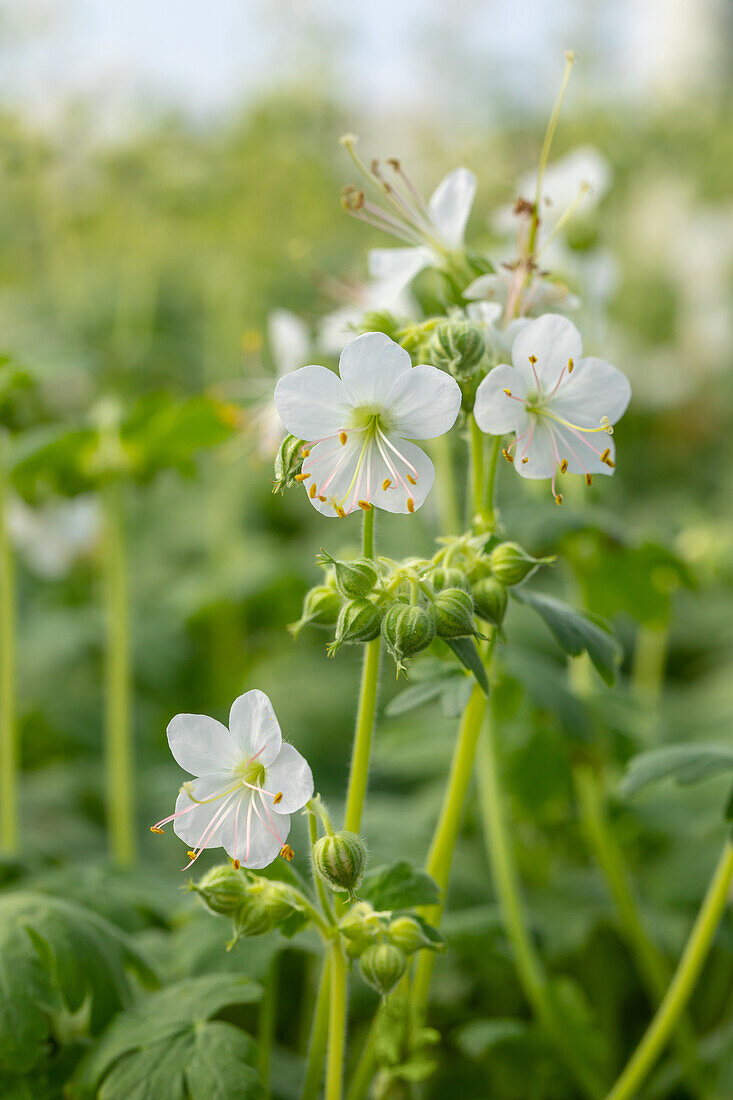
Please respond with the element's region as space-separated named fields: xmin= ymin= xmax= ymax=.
xmin=433 ymin=587 xmax=481 ymax=639
xmin=489 ymin=541 xmax=552 ymax=586
xmin=191 ymin=864 xmax=249 ymax=917
xmin=328 ymin=598 xmax=382 ymax=655
xmin=471 ymin=576 xmax=508 ymax=626
xmin=318 ymin=551 xmax=379 ymax=599
xmin=427 ymin=319 xmax=485 ymax=381
xmin=288 ymin=583 xmax=341 ymax=638
xmin=359 ymin=942 xmax=407 ymax=997
xmin=272 ymin=433 xmax=306 ymax=494
xmin=313 ymin=830 xmax=367 ymax=895
xmin=430 ymin=565 xmax=471 ymax=593
xmin=381 ymin=603 xmax=436 ymax=673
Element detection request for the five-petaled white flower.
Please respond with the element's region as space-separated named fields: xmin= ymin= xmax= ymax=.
xmin=274 ymin=331 xmax=461 ymax=518
xmin=473 ymin=314 xmax=631 ymax=503
xmin=151 ymin=690 xmax=314 ymax=870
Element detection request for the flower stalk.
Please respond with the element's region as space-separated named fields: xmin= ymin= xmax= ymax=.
xmin=0 ymin=434 xmax=18 ymax=853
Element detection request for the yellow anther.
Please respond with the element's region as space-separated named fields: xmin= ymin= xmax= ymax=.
xmin=600 ymin=448 xmax=615 ymax=468
xmin=301 ymin=446 xmax=311 ymax=457
xmin=339 ymin=431 xmax=348 ymax=445
xmin=502 ymin=448 xmax=514 ymax=463
xmin=358 ymin=500 xmax=372 ymax=511
xmin=503 ymin=388 xmax=512 ymax=396
xmin=295 ymin=472 xmax=310 ymax=481
xmin=336 ymin=505 xmax=346 ymax=518
xmin=407 ymin=497 xmax=415 ymax=514
xmin=273 ymin=792 xmax=283 ymax=805
xmin=568 ymin=358 xmax=574 ymax=373
xmin=529 ymin=355 xmax=538 ymax=364
xmin=232 ymin=859 xmax=241 ymax=870
xmin=521 ymin=456 xmax=529 ymax=464
xmin=382 ymin=478 xmax=391 ymax=490
xmin=150 ymin=826 xmax=164 ymax=834
xmin=309 ymin=483 xmax=317 ymax=498
xmin=555 ymin=493 xmax=564 ymax=506
xmin=560 ymin=459 xmax=568 ymax=474
xmin=318 ymin=494 xmax=327 ymax=502
xmin=187 ymin=850 xmax=196 ymax=860
xmin=585 ymin=473 xmax=593 ymax=486
xmin=407 ymin=474 xmax=416 ymax=485
xmin=280 ymin=844 xmax=295 ymax=862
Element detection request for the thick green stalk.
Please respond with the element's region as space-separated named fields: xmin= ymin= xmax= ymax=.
xmin=482 ymin=434 xmax=503 ymax=529
xmin=259 ymin=954 xmax=278 ymax=1097
xmin=430 ymin=435 xmax=461 ymax=536
xmin=469 ymin=417 xmax=485 ymax=525
xmin=326 ymin=943 xmax=348 ymax=1100
xmin=101 ymin=479 xmax=135 ymax=866
xmin=605 ymin=842 xmax=733 ymax=1100
xmin=0 ymin=438 xmax=18 ymax=852
xmin=345 ymin=1026 xmax=376 ymax=1100
xmin=302 ymin=956 xmax=332 ymax=1100
xmin=477 ymin=711 xmax=606 ymax=1099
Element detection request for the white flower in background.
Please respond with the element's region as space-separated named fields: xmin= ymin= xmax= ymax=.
xmin=247 ymin=310 xmax=311 ymax=458
xmin=464 ymin=267 xmax=580 ymax=321
xmin=474 ymin=314 xmax=631 ymax=503
xmin=340 ymin=140 xmax=477 ymax=295
xmin=465 ymin=300 xmax=530 ymax=360
xmin=151 ymin=690 xmax=313 ymax=870
xmin=8 ymin=494 xmax=100 ymax=579
xmin=274 ymin=331 xmax=461 ymax=517
xmin=318 ymin=281 xmax=416 ymax=356
xmin=517 ymin=145 xmax=612 ymax=231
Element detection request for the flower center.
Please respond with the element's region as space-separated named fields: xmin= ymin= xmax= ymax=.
xmin=237 ymin=759 xmax=266 ymax=787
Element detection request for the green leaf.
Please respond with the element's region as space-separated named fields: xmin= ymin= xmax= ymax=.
xmin=512 ymin=589 xmax=621 ymax=685
xmin=0 ymin=892 xmax=156 ymax=1074
xmin=361 ymin=862 xmax=441 ymax=910
xmin=445 ymin=636 xmax=489 ymax=694
xmin=73 ymin=974 xmax=263 ymax=1099
xmin=620 ymin=743 xmax=733 ymax=799
xmin=454 ymin=1018 xmax=532 ymax=1059
xmin=384 ymin=676 xmax=456 ymax=717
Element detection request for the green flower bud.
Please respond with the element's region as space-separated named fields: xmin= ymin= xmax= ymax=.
xmin=273 ymin=433 xmax=306 ymax=494
xmin=288 ymin=584 xmax=342 ymax=638
xmin=382 ymin=603 xmax=436 ymax=671
xmin=319 ymin=552 xmax=378 ymax=598
xmin=430 ymin=566 xmax=471 ymax=593
xmin=433 ymin=587 xmax=480 ymax=639
xmin=471 ymin=576 xmax=508 ymax=626
xmin=233 ymin=896 xmax=274 ymax=938
xmin=489 ymin=541 xmax=546 ymax=586
xmin=328 ymin=598 xmax=382 ymax=655
xmin=339 ymin=901 xmax=381 ymax=957
xmin=313 ymin=830 xmax=367 ymax=895
xmin=248 ymin=877 xmax=302 ymax=924
xmin=387 ymin=915 xmax=433 ymax=955
xmin=191 ymin=864 xmax=249 ymax=916
xmin=359 ymin=943 xmax=407 ymax=997
xmin=427 ymin=320 xmax=485 ymax=381
xmin=358 ymin=310 xmax=402 ymax=341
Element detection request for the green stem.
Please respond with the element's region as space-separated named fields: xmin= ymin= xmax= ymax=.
xmin=302 ymin=955 xmax=332 ymax=1100
xmin=631 ymin=622 xmax=669 ymax=707
xmin=362 ymin=504 xmax=374 ymax=560
xmin=101 ymin=479 xmax=135 ymax=866
xmin=430 ymin=435 xmax=461 ymax=536
xmin=344 ymin=641 xmax=380 ymax=834
xmin=326 ymin=943 xmax=348 ymax=1100
xmin=605 ymin=842 xmax=733 ymax=1100
xmin=345 ymin=1026 xmax=376 ymax=1100
xmin=259 ymin=953 xmax=278 ymax=1097
xmin=469 ymin=417 xmax=485 ymax=525
xmin=573 ymin=762 xmax=707 ymax=1099
xmin=309 ymin=808 xmax=336 ymax=925
xmin=0 ymin=436 xmax=18 ymax=853
xmin=477 ymin=710 xmax=606 ymax=1099
xmin=483 ymin=433 xmax=503 ymax=529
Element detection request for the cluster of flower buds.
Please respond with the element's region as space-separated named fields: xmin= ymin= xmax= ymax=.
xmin=426 ymin=318 xmax=486 ymax=383
xmin=191 ymin=863 xmax=305 ymax=947
xmin=339 ymin=901 xmax=442 ymax=997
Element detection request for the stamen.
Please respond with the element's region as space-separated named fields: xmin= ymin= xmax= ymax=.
xmin=502 ymin=448 xmax=514 ymax=463
xmin=358 ymin=500 xmax=372 ymax=511
xmin=555 ymin=494 xmax=563 ymax=505
xmin=309 ymin=483 xmax=317 ymax=498
xmin=339 ymin=431 xmax=348 ymax=445
xmin=232 ymin=859 xmax=240 ymax=869
xmin=503 ymin=388 xmax=512 ymax=395
xmin=568 ymin=358 xmax=574 ymax=373
xmin=301 ymin=446 xmax=311 ymax=457
xmin=560 ymin=459 xmax=568 ymax=473
xmin=295 ymin=472 xmax=310 ymax=481
xmin=273 ymin=792 xmax=283 ymax=805
xmin=521 ymin=456 xmax=529 ymax=464
xmin=585 ymin=473 xmax=593 ymax=485
xmin=150 ymin=826 xmax=164 ymax=834
xmin=281 ymin=844 xmax=295 ymax=861
xmin=407 ymin=474 xmax=416 ymax=485
xmin=382 ymin=478 xmax=391 ymax=490
xmin=407 ymin=498 xmax=415 ymax=513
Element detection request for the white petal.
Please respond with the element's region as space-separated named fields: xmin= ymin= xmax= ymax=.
xmin=274 ymin=364 xmax=350 ymax=441
xmin=511 ymin=315 xmax=583 ymax=390
xmin=385 ymin=364 xmax=461 ymax=439
xmin=466 ymin=301 xmax=502 ymax=326
xmin=268 ymin=310 xmax=310 ymax=377
xmin=220 ymin=794 xmax=290 ymax=869
xmin=374 ymin=436 xmax=435 ymax=514
xmin=301 ymin=434 xmax=366 ymax=517
xmin=427 ymin=167 xmax=477 ymax=248
xmin=338 ymin=332 xmax=412 ymax=408
xmin=229 ymin=690 xmax=282 ymax=767
xmin=549 ymin=357 xmax=631 ymax=427
xmin=474 ymin=365 xmax=528 ymax=435
xmin=514 ymin=421 xmax=556 ymax=480
xmin=265 ymin=743 xmax=314 ymax=814
xmin=463 ymin=272 xmax=510 ymax=304
xmin=317 ymin=306 xmax=362 ymax=355
xmin=172 ymin=773 xmax=241 ymax=849
xmin=166 ymin=714 xmax=237 ymax=776
xmin=367 ymin=247 xmax=431 ymax=290
xmin=548 ymin=422 xmax=616 ymax=476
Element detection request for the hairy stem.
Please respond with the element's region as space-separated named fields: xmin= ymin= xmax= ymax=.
xmin=259 ymin=953 xmax=278 ymax=1097
xmin=605 ymin=842 xmax=733 ymax=1100
xmin=326 ymin=943 xmax=348 ymax=1100
xmin=0 ymin=436 xmax=18 ymax=853
xmin=101 ymin=479 xmax=135 ymax=866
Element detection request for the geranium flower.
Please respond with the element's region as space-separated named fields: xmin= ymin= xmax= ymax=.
xmin=473 ymin=314 xmax=631 ymax=503
xmin=340 ymin=139 xmax=477 ymax=295
xmin=151 ymin=690 xmax=314 ymax=870
xmin=246 ymin=310 xmax=311 ymax=459
xmin=274 ymin=331 xmax=461 ymax=517
xmin=464 ymin=266 xmax=580 ymax=322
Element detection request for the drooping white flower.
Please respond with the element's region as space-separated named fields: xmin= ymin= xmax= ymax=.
xmin=8 ymin=494 xmax=100 ymax=579
xmin=151 ymin=690 xmax=314 ymax=870
xmin=473 ymin=314 xmax=631 ymax=503
xmin=340 ymin=143 xmax=477 ymax=295
xmin=274 ymin=331 xmax=461 ymax=518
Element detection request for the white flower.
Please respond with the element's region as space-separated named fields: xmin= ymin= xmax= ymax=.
xmin=274 ymin=331 xmax=461 ymax=518
xmin=8 ymin=494 xmax=100 ymax=579
xmin=246 ymin=310 xmax=311 ymax=459
xmin=317 ymin=281 xmax=416 ymax=356
xmin=517 ymin=146 xmax=612 ymax=229
xmin=341 ymin=146 xmax=476 ymax=295
xmin=473 ymin=315 xmax=631 ymax=503
xmin=465 ymin=301 xmax=530 ymax=360
xmin=464 ymin=267 xmax=580 ymax=321
xmin=151 ymin=690 xmax=314 ymax=870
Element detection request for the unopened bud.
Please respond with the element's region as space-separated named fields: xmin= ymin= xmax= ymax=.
xmin=339 ymin=901 xmax=381 ymax=956
xmin=319 ymin=552 xmax=378 ymax=598
xmin=387 ymin=915 xmax=434 ymax=955
xmin=430 ymin=566 xmax=471 ymax=593
xmin=359 ymin=942 xmax=407 ymax=997
xmin=358 ymin=311 xmax=402 ymax=341
xmin=191 ymin=864 xmax=249 ymax=916
xmin=381 ymin=603 xmax=436 ymax=672
xmin=433 ymin=587 xmax=480 ymax=639
xmin=248 ymin=877 xmax=301 ymax=924
xmin=328 ymin=598 xmax=382 ymax=654
xmin=489 ymin=541 xmax=548 ymax=586
xmin=471 ymin=576 xmax=508 ymax=626
xmin=288 ymin=584 xmax=341 ymax=638
xmin=273 ymin=433 xmax=306 ymax=494
xmin=313 ymin=830 xmax=367 ymax=895
xmin=427 ymin=320 xmax=485 ymax=381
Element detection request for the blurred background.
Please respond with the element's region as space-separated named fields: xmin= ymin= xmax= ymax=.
xmin=1 ymin=1 xmax=733 ymax=1096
